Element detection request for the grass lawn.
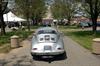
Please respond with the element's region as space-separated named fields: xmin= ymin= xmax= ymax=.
xmin=0 ymin=30 xmax=33 ymax=53
xmin=59 ymin=26 xmax=100 ymax=51
xmin=59 ymin=25 xmax=79 ymax=29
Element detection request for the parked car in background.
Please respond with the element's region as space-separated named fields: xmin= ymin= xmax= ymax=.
xmin=87 ymin=21 xmax=93 ymax=27
xmin=79 ymin=22 xmax=89 ymax=27
xmin=8 ymin=22 xmax=20 ymax=28
xmin=97 ymin=22 xmax=100 ymax=26
xmin=78 ymin=21 xmax=100 ymax=28
xmin=31 ymin=27 xmax=65 ymax=58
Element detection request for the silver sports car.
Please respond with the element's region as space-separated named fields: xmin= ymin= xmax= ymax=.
xmin=31 ymin=27 xmax=65 ymax=57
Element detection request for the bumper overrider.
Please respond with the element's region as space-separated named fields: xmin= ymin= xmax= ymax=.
xmin=31 ymin=50 xmax=65 ymax=56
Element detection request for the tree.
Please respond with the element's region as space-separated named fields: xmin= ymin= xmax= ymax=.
xmin=51 ymin=0 xmax=65 ymax=19
xmin=63 ymin=1 xmax=77 ymax=25
xmin=30 ymin=0 xmax=46 ymax=25
xmin=77 ymin=0 xmax=100 ymax=34
xmin=51 ymin=0 xmax=77 ymax=25
xmin=15 ymin=0 xmax=46 ymax=30
xmin=15 ymin=0 xmax=31 ymax=31
xmin=0 ymin=0 xmax=8 ymax=35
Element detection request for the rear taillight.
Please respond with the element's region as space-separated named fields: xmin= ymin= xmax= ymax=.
xmin=33 ymin=48 xmax=37 ymax=50
xmin=57 ymin=48 xmax=62 ymax=50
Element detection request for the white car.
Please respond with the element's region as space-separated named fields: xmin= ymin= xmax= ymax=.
xmin=31 ymin=27 xmax=65 ymax=57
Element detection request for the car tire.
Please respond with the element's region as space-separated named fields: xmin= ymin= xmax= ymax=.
xmin=57 ymin=52 xmax=67 ymax=60
xmin=32 ymin=55 xmax=40 ymax=60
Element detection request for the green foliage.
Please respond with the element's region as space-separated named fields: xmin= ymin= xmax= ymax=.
xmin=77 ymin=0 xmax=100 ymax=33
xmin=0 ymin=30 xmax=33 ymax=46
xmin=51 ymin=0 xmax=66 ymax=19
xmin=51 ymin=0 xmax=77 ymax=24
xmin=63 ymin=2 xmax=77 ymax=21
xmin=15 ymin=0 xmax=46 ymax=20
xmin=30 ymin=0 xmax=46 ymax=19
xmin=76 ymin=0 xmax=100 ymax=18
xmin=0 ymin=30 xmax=33 ymax=53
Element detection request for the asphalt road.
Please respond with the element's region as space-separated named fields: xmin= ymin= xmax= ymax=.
xmin=0 ymin=36 xmax=100 ymax=66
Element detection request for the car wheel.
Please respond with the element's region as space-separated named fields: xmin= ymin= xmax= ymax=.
xmin=32 ymin=55 xmax=40 ymax=60
xmin=57 ymin=52 xmax=67 ymax=60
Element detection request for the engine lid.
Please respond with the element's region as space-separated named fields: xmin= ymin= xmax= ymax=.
xmin=37 ymin=34 xmax=58 ymax=43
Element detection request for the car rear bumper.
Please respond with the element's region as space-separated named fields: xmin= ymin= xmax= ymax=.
xmin=31 ymin=50 xmax=65 ymax=56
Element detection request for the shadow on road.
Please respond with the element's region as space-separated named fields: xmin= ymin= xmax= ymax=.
xmin=92 ymin=53 xmax=100 ymax=60
xmin=32 ymin=52 xmax=67 ymax=63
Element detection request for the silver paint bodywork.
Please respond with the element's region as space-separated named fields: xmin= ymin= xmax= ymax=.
xmin=31 ymin=27 xmax=65 ymax=56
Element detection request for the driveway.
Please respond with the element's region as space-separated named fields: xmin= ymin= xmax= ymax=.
xmin=0 ymin=36 xmax=100 ymax=66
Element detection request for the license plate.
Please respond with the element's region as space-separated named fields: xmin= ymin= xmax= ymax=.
xmin=44 ymin=46 xmax=51 ymax=50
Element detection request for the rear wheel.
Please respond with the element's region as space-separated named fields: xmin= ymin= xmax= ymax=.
xmin=57 ymin=52 xmax=67 ymax=60
xmin=32 ymin=55 xmax=41 ymax=60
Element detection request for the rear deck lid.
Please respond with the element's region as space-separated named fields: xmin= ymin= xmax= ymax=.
xmin=37 ymin=34 xmax=58 ymax=43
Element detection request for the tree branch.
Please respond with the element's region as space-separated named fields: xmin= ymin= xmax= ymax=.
xmin=2 ymin=2 xmax=8 ymax=13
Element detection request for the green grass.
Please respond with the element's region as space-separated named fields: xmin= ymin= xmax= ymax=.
xmin=0 ymin=30 xmax=33 ymax=53
xmin=60 ymin=26 xmax=100 ymax=50
xmin=0 ymin=30 xmax=33 ymax=46
xmin=59 ymin=25 xmax=79 ymax=29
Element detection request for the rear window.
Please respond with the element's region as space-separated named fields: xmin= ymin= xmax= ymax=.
xmin=38 ymin=30 xmax=57 ymax=34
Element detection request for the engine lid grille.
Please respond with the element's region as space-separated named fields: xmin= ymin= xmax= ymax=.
xmin=37 ymin=34 xmax=57 ymax=43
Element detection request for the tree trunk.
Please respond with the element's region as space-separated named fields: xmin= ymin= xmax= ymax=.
xmin=33 ymin=18 xmax=36 ymax=25
xmin=67 ymin=18 xmax=71 ymax=25
xmin=0 ymin=0 xmax=6 ymax=35
xmin=0 ymin=13 xmax=6 ymax=35
xmin=26 ymin=12 xmax=30 ymax=31
xmin=25 ymin=0 xmax=30 ymax=31
xmin=27 ymin=17 xmax=30 ymax=31
xmin=88 ymin=0 xmax=98 ymax=34
xmin=92 ymin=18 xmax=97 ymax=34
